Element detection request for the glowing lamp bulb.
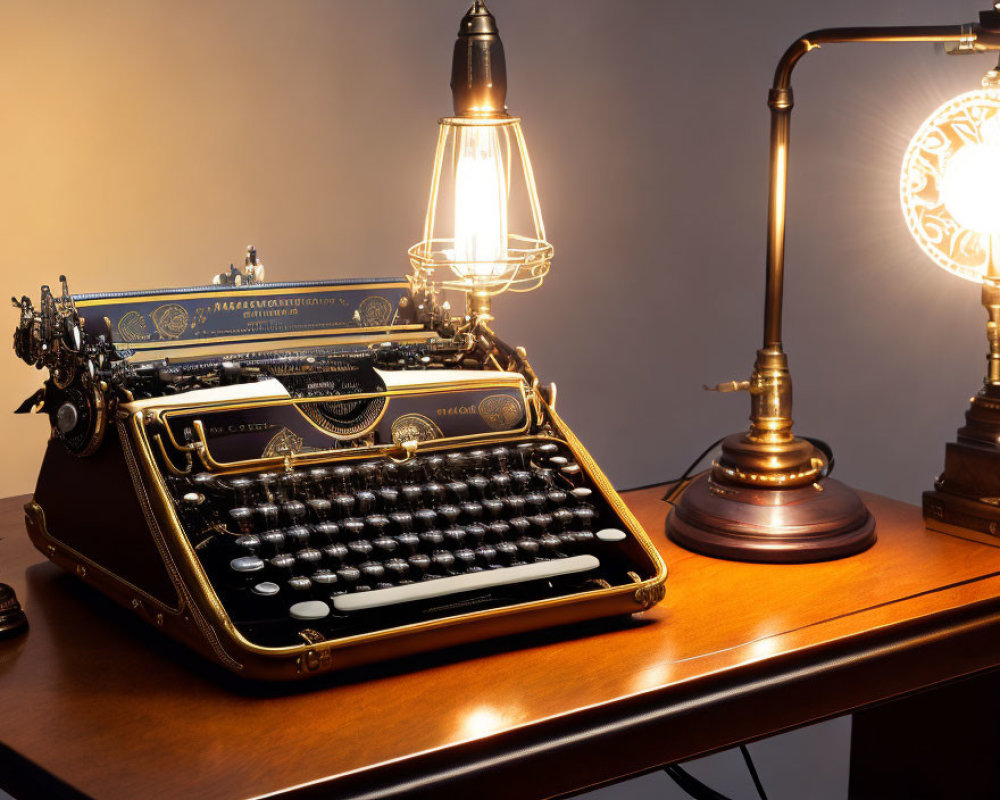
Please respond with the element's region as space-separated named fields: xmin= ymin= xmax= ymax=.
xmin=453 ymin=125 xmax=509 ymax=279
xmin=941 ymin=122 xmax=1000 ymax=235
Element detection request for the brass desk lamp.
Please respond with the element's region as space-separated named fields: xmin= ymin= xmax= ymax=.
xmin=903 ymin=59 xmax=1000 ymax=537
xmin=408 ymin=0 xmax=553 ymax=329
xmin=667 ymin=7 xmax=1000 ymax=563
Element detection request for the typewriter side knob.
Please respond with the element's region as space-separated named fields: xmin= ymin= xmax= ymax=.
xmin=48 ymin=382 xmax=107 ymax=457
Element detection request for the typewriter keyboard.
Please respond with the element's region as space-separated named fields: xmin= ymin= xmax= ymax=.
xmin=169 ymin=439 xmax=652 ymax=647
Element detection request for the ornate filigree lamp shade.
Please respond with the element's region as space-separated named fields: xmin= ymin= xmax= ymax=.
xmin=902 ymin=84 xmax=1000 ymax=282
xmin=408 ymin=1 xmax=552 ymax=323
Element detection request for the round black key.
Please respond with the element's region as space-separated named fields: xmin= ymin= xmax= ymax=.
xmin=336 ymin=566 xmax=361 ymax=585
xmin=257 ymin=472 xmax=279 ymax=497
xmin=230 ymin=556 xmax=264 ymax=573
xmin=347 ymin=539 xmax=373 ymax=560
xmin=261 ymin=530 xmax=286 ymax=552
xmin=270 ymin=553 xmax=295 ymax=569
xmin=281 ymin=471 xmax=305 ymax=495
xmin=420 ymin=529 xmax=445 ymax=548
xmin=356 ymin=462 xmax=379 ymax=487
xmin=496 ymin=541 xmax=519 ymax=565
xmin=438 ymin=505 xmax=460 ymax=526
xmin=373 ymin=535 xmax=398 ymax=555
xmin=525 ymin=492 xmax=547 ymax=514
xmin=288 ymin=576 xmax=312 ymax=592
xmin=283 ymin=500 xmax=307 ymax=524
xmin=467 ymin=449 xmax=487 ymax=471
xmin=401 ymin=460 xmax=424 ymax=485
xmin=415 ymin=508 xmax=438 ymax=530
xmin=314 ymin=521 xmax=340 ymax=541
xmin=332 ymin=465 xmax=354 ymax=491
xmin=454 ymin=548 xmax=476 ymax=571
xmin=385 ymin=558 xmax=409 ymax=582
xmin=465 ymin=523 xmax=487 ymax=545
xmin=467 ymin=475 xmax=489 ymax=499
xmin=285 ymin=526 xmax=311 ymax=548
xmin=402 ymin=485 xmax=423 ymax=510
xmin=547 ymin=490 xmax=568 ymax=508
xmin=254 ymin=503 xmax=280 ymax=529
xmin=447 ymin=481 xmax=469 ymax=502
xmin=558 ymin=532 xmax=578 ymax=551
xmin=575 ymin=507 xmax=597 ymax=529
xmin=539 ymin=533 xmax=563 ymax=556
xmin=323 ymin=543 xmax=349 ymax=563
xmin=504 ymin=496 xmax=526 ymax=516
xmin=306 ymin=498 xmax=331 ymax=521
xmin=490 ymin=474 xmax=512 ymax=497
xmin=510 ymin=517 xmax=532 ymax=537
xmin=573 ymin=531 xmax=596 ymax=547
xmin=379 ymin=487 xmax=400 ymax=511
xmin=390 ymin=511 xmax=414 ymax=533
xmin=229 ymin=507 xmax=253 ymax=534
xmin=192 ymin=472 xmax=217 ymax=492
xmin=424 ymin=482 xmax=446 ymax=505
xmin=333 ymin=494 xmax=355 ymax=517
xmin=514 ymin=442 xmax=534 ymax=467
xmin=366 ymin=515 xmax=391 ymax=536
xmin=312 ymin=569 xmax=337 ymax=585
xmin=228 ymin=476 xmax=254 ymax=503
xmin=424 ymin=455 xmax=445 ymax=480
xmin=408 ymin=553 xmax=432 ymax=577
xmin=461 ymin=501 xmax=483 ymax=522
xmin=482 ymin=498 xmax=504 ymax=519
xmin=297 ymin=548 xmax=323 ymax=565
xmin=235 ymin=534 xmax=260 ymax=552
xmin=487 ymin=521 xmax=510 ymax=542
xmin=535 ymin=468 xmax=557 ymax=488
xmin=341 ymin=518 xmax=366 ymax=539
xmin=446 ymin=452 xmax=466 ymax=477
xmin=490 ymin=446 xmax=511 ymax=472
xmin=445 ymin=527 xmax=466 ymax=548
xmin=396 ymin=533 xmax=420 ymax=554
xmin=476 ymin=545 xmax=497 ymax=567
xmin=529 ymin=513 xmax=553 ymax=533
xmin=356 ymin=490 xmax=377 ymax=516
xmin=355 ymin=584 xmax=373 ymax=593
xmin=309 ymin=466 xmax=329 ymax=486
xmin=553 ymin=508 xmax=575 ymax=530
xmin=360 ymin=561 xmax=385 ymax=582
xmin=380 ymin=461 xmax=400 ymax=486
xmin=517 ymin=537 xmax=541 ymax=561
xmin=432 ymin=550 xmax=456 ymax=572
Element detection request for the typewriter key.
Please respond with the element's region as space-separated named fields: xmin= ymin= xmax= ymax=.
xmin=408 ymin=554 xmax=432 ymax=578
xmin=270 ymin=554 xmax=296 ymax=569
xmin=282 ymin=500 xmax=307 ymax=524
xmin=431 ymin=550 xmax=456 ymax=572
xmin=561 ymin=463 xmax=582 ymax=478
xmin=252 ymin=581 xmax=280 ymax=596
xmin=444 ymin=527 xmax=466 ymax=547
xmin=356 ymin=491 xmax=377 ymax=515
xmin=465 ymin=523 xmax=487 ymax=545
xmin=230 ymin=556 xmax=265 ymax=573
xmin=517 ymin=537 xmax=541 ymax=561
xmin=446 ymin=481 xmax=469 ymax=502
xmin=415 ymin=508 xmax=438 ymax=530
xmin=306 ymin=498 xmax=331 ymax=521
xmin=235 ymin=534 xmax=261 ymax=552
xmin=475 ymin=545 xmax=497 ymax=567
xmin=360 ymin=562 xmax=385 ymax=582
xmin=460 ymin=501 xmax=483 ymax=521
xmin=314 ymin=521 xmax=339 ymax=541
xmin=396 ymin=533 xmax=420 ymax=554
xmin=420 ymin=529 xmax=445 ymax=548
xmin=423 ymin=482 xmax=445 ymax=505
xmin=289 ymin=600 xmax=329 ymax=620
xmin=341 ymin=518 xmax=365 ymax=539
xmin=467 ymin=475 xmax=489 ymax=499
xmin=571 ymin=487 xmax=592 ymax=500
xmin=229 ymin=507 xmax=253 ymax=535
xmin=182 ymin=492 xmax=205 ymax=506
xmin=296 ymin=548 xmax=323 ymax=565
xmin=454 ymin=548 xmax=477 ymax=571
xmin=482 ymin=498 xmax=504 ymax=519
xmin=261 ymin=530 xmax=286 ymax=552
xmin=312 ymin=570 xmax=338 ymax=585
xmin=596 ymin=528 xmax=627 ymax=543
xmin=574 ymin=507 xmax=597 ymax=529
xmin=549 ymin=456 xmax=568 ymax=467
xmin=336 ymin=566 xmax=361 ymax=586
xmin=323 ymin=543 xmax=349 ymax=563
xmin=254 ymin=503 xmax=280 ymax=528
xmin=490 ymin=446 xmax=511 ymax=472
xmin=287 ymin=577 xmax=312 ymax=592
xmin=347 ymin=539 xmax=374 ymax=560
xmin=496 ymin=541 xmax=519 ymax=566
xmin=384 ymin=558 xmax=410 ymax=582
xmin=373 ymin=535 xmax=398 ymax=555
xmin=285 ymin=526 xmax=311 ymax=547
xmin=378 ymin=488 xmax=399 ymax=511
xmin=402 ymin=485 xmax=423 ymax=510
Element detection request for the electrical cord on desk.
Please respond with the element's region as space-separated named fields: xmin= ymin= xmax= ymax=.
xmin=662 ymin=744 xmax=769 ymax=800
xmin=661 ymin=436 xmax=835 ymax=507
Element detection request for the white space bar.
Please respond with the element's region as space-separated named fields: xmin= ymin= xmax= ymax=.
xmin=332 ymin=555 xmax=600 ymax=613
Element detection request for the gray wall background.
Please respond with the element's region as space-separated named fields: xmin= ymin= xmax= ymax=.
xmin=0 ymin=2 xmax=987 ymax=798
xmin=0 ymin=0 xmax=992 ymax=502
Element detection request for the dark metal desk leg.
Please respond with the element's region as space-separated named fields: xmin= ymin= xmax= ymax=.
xmin=849 ymin=670 xmax=1000 ymax=799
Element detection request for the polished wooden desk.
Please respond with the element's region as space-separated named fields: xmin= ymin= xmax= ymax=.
xmin=3 ymin=485 xmax=1000 ymax=800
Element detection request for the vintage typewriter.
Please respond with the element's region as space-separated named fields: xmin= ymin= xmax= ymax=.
xmin=12 ymin=248 xmax=666 ymax=680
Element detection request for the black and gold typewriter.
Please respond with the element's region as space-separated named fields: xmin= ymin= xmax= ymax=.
xmin=12 ymin=248 xmax=666 ymax=680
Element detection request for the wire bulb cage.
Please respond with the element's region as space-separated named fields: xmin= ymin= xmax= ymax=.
xmin=408 ymin=115 xmax=553 ymax=298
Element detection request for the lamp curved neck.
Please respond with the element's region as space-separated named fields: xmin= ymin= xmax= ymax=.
xmin=761 ymin=24 xmax=971 ymax=349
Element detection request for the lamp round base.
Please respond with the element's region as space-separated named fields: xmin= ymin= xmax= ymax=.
xmin=666 ymin=473 xmax=876 ymax=563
